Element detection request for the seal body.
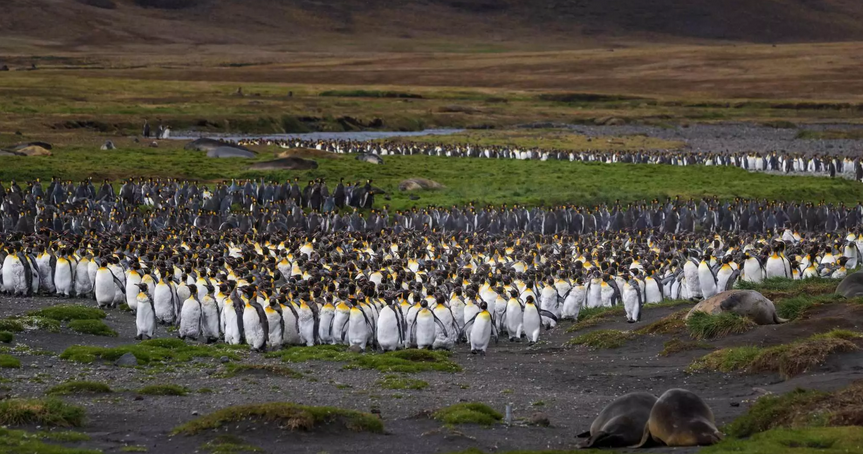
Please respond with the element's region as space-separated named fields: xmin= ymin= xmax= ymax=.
xmin=637 ymin=388 xmax=723 ymax=447
xmin=577 ymin=392 xmax=657 ymax=448
xmin=686 ymin=290 xmax=786 ymax=325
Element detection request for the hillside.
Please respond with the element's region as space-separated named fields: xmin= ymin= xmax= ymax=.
xmin=3 ymin=0 xmax=863 ymax=55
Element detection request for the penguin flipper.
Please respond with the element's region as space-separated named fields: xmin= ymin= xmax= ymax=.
xmin=726 ymin=270 xmax=741 ymax=291
xmin=538 ymin=310 xmax=558 ymax=323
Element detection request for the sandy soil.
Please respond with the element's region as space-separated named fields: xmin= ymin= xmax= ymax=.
xmin=1 ymin=294 xmax=861 ymax=453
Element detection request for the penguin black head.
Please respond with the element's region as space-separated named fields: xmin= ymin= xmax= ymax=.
xmin=137 ymin=283 xmax=148 ymax=292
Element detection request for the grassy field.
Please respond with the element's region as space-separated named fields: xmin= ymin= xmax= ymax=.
xmin=3 ymin=141 xmax=861 ymax=210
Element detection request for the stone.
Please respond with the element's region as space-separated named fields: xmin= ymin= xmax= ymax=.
xmin=114 ymin=352 xmax=138 ymax=367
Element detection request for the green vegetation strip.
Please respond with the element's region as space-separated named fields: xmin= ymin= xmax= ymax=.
xmin=686 ymin=311 xmax=756 ymax=340
xmin=28 ymin=305 xmax=106 ymax=321
xmin=0 ymin=398 xmax=85 ymax=427
xmin=688 ymin=330 xmax=862 ymax=379
xmin=138 ymin=384 xmax=188 ymax=396
xmin=68 ymin=320 xmax=117 ymax=337
xmin=59 ymin=338 xmax=240 ymax=365
xmin=47 ymin=381 xmax=113 ymax=396
xmin=376 ymin=375 xmax=429 ymax=390
xmin=0 ymin=331 xmax=15 ymax=343
xmin=567 ymin=329 xmax=634 ymax=349
xmin=266 ymin=345 xmax=461 ymax=373
xmin=433 ymin=403 xmax=502 ymax=426
xmin=0 ymin=427 xmax=97 ymax=454
xmin=173 ymin=403 xmax=383 ymax=435
xmin=0 ymin=354 xmax=21 ymax=369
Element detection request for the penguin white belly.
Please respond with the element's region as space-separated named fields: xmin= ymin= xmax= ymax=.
xmin=109 ymin=265 xmax=125 ymax=304
xmin=415 ymin=312 xmax=436 ymax=349
xmin=600 ymin=285 xmax=615 ymax=308
xmin=522 ymin=305 xmax=541 ymax=343
xmin=684 ymin=263 xmax=701 ymax=298
xmin=376 ymin=307 xmax=401 ymax=351
xmin=645 ymin=279 xmax=663 ymax=304
xmin=126 ymin=273 xmax=142 ymax=313
xmin=698 ymin=265 xmax=717 ymax=299
xmin=243 ymin=307 xmax=266 ymax=350
xmin=462 ymin=305 xmax=480 ymax=343
xmin=74 ymin=260 xmax=90 ymax=296
xmin=743 ymin=260 xmax=763 ymax=283
xmin=55 ymin=260 xmax=74 ymax=297
xmin=716 ymin=269 xmax=732 ymax=291
xmin=470 ymin=313 xmax=492 ymax=353
xmin=348 ymin=310 xmax=370 ymax=350
xmin=331 ymin=310 xmax=350 ymax=345
xmin=37 ymin=256 xmax=54 ymax=293
xmin=94 ymin=269 xmax=115 ymax=308
xmin=153 ymin=284 xmax=176 ymax=324
xmin=540 ymin=288 xmax=560 ymax=318
xmin=586 ymin=283 xmax=602 ymax=309
xmin=87 ymin=261 xmax=98 ymax=288
xmin=451 ymin=301 xmax=465 ymax=330
xmin=562 ymin=286 xmax=585 ymax=319
xmin=136 ymin=293 xmax=156 ymax=339
xmin=298 ymin=308 xmax=316 ymax=347
xmin=432 ymin=307 xmax=455 ymax=350
xmin=765 ymin=257 xmax=787 ymax=279
xmin=622 ymin=285 xmax=641 ymax=322
xmin=318 ymin=309 xmax=334 ymax=345
xmin=266 ymin=310 xmax=283 ymax=349
xmin=179 ymin=299 xmax=202 ymax=340
xmin=282 ymin=308 xmax=303 ymax=345
xmin=504 ymin=301 xmax=523 ymax=340
xmin=224 ymin=305 xmax=242 ymax=345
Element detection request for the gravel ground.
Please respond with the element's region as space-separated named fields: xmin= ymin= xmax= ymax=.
xmin=567 ymin=123 xmax=863 ymax=155
xmin=1 ymin=295 xmax=862 ymax=454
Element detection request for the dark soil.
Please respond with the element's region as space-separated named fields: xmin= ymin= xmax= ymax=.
xmin=1 ymin=295 xmax=861 ymax=453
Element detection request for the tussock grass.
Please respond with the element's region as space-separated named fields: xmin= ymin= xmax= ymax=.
xmin=0 ymin=398 xmax=86 ymax=427
xmin=0 ymin=354 xmax=21 ymax=368
xmin=47 ymin=381 xmax=113 ymax=396
xmin=265 ymin=345 xmax=354 ymax=363
xmin=29 ymin=305 xmax=106 ymax=321
xmin=200 ymin=434 xmax=263 ymax=453
xmin=433 ymin=403 xmax=502 ymax=426
xmin=0 ymin=320 xmax=24 ymax=332
xmin=172 ymin=403 xmax=383 ymax=435
xmin=660 ymin=338 xmax=714 ymax=356
xmin=59 ymin=338 xmax=240 ymax=365
xmin=0 ymin=331 xmax=16 ymax=343
xmin=566 ymin=307 xmax=625 ymax=332
xmin=686 ymin=311 xmax=756 ymax=340
xmin=0 ymin=427 xmax=98 ymax=454
xmin=218 ymin=364 xmax=300 ymax=378
xmin=737 ymin=278 xmax=836 ymax=302
xmin=635 ymin=309 xmax=689 ymax=335
xmin=567 ymin=329 xmax=634 ymax=349
xmin=267 ymin=345 xmax=460 ymax=373
xmin=68 ymin=319 xmax=117 ymax=336
xmin=138 ymin=384 xmax=189 ymax=396
xmin=1 ymin=316 xmax=61 ymax=333
xmin=376 ymin=375 xmax=429 ymax=390
xmin=689 ymin=330 xmax=862 ymax=378
xmin=703 ymin=427 xmax=863 ymax=454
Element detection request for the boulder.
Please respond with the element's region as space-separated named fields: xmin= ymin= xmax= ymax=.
xmin=114 ymin=352 xmax=138 ymax=367
xmin=398 ymin=178 xmax=445 ymax=191
xmin=248 ymin=157 xmax=318 ymax=171
xmin=837 ymin=270 xmax=863 ymax=297
xmin=686 ymin=290 xmax=787 ymax=325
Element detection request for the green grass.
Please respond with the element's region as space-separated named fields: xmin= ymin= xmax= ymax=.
xmin=0 ymin=427 xmax=98 ymax=454
xmin=686 ymin=311 xmax=756 ymax=340
xmin=0 ymin=398 xmax=86 ymax=427
xmin=634 ymin=309 xmax=689 ymax=335
xmin=796 ymin=129 xmax=863 ymax=140
xmin=736 ymin=278 xmax=837 ymax=301
xmin=703 ymin=427 xmax=863 ymax=454
xmin=68 ymin=320 xmax=117 ymax=337
xmin=688 ymin=330 xmax=861 ymax=378
xmin=565 ymin=307 xmax=625 ymax=332
xmin=0 ymin=331 xmax=14 ymax=343
xmin=47 ymin=381 xmax=113 ymax=396
xmin=376 ymin=375 xmax=429 ymax=390
xmin=433 ymin=403 xmax=503 ymax=427
xmin=199 ymin=435 xmax=263 ymax=453
xmin=0 ymin=316 xmax=61 ymax=333
xmin=0 ymin=354 xmax=21 ymax=369
xmin=660 ymin=338 xmax=714 ymax=356
xmin=59 ymin=338 xmax=240 ymax=365
xmin=267 ymin=346 xmax=461 ymax=373
xmin=566 ymin=329 xmax=635 ymax=349
xmin=120 ymin=446 xmax=148 ymax=452
xmin=28 ymin=305 xmax=106 ymax=321
xmin=0 ymin=320 xmax=24 ymax=333
xmin=137 ymin=384 xmax=189 ymax=396
xmin=172 ymin=403 xmax=383 ymax=435
xmin=217 ymin=363 xmax=301 ymax=378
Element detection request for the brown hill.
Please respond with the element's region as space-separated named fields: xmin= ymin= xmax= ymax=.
xmin=2 ymin=0 xmax=863 ymax=55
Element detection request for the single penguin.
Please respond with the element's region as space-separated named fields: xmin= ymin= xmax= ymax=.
xmin=622 ymin=276 xmax=644 ymax=323
xmin=178 ymin=284 xmax=203 ymax=341
xmin=348 ymin=299 xmax=373 ymax=351
xmin=94 ymin=259 xmax=116 ymax=308
xmin=522 ymin=295 xmax=542 ymax=344
xmin=135 ymin=283 xmax=156 ymax=340
xmin=200 ymin=286 xmax=221 ymax=343
xmin=242 ymin=287 xmax=269 ymax=352
xmin=376 ymin=297 xmax=403 ymax=352
xmin=466 ymin=301 xmax=495 ymax=355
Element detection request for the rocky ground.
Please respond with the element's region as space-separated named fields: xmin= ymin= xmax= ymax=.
xmin=1 ymin=293 xmax=862 ymax=454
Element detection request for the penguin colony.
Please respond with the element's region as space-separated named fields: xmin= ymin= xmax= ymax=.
xmin=238 ymin=138 xmax=863 ymax=180
xmin=1 ymin=177 xmax=861 ymax=353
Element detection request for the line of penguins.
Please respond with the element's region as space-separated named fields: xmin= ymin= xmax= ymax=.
xmin=4 ymin=177 xmax=863 ymax=237
xmin=235 ymin=138 xmax=863 ymax=180
xmin=2 ymin=227 xmax=860 ymax=354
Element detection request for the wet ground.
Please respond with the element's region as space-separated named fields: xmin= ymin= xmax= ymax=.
xmin=1 ymin=294 xmax=862 ymax=454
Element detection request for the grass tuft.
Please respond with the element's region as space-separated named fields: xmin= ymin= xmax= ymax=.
xmin=172 ymin=403 xmax=383 ymax=435
xmin=433 ymin=403 xmax=502 ymax=426
xmin=59 ymin=339 xmax=240 ymax=365
xmin=265 ymin=344 xmax=354 ymax=363
xmin=0 ymin=427 xmax=98 ymax=454
xmin=68 ymin=319 xmax=117 ymax=337
xmin=138 ymin=384 xmax=188 ymax=396
xmin=660 ymin=338 xmax=714 ymax=356
xmin=47 ymin=381 xmax=113 ymax=396
xmin=702 ymin=427 xmax=863 ymax=454
xmin=29 ymin=305 xmax=106 ymax=321
xmin=635 ymin=309 xmax=689 ymax=335
xmin=686 ymin=311 xmax=756 ymax=340
xmin=376 ymin=375 xmax=429 ymax=390
xmin=0 ymin=320 xmax=25 ymax=332
xmin=120 ymin=446 xmax=149 ymax=452
xmin=567 ymin=329 xmax=634 ymax=349
xmin=687 ymin=347 xmax=761 ymax=373
xmin=2 ymin=316 xmax=61 ymax=333
xmin=0 ymin=398 xmax=86 ymax=427
xmin=0 ymin=331 xmax=14 ymax=343
xmin=267 ymin=345 xmax=460 ymax=373
xmin=0 ymin=353 xmax=21 ymax=368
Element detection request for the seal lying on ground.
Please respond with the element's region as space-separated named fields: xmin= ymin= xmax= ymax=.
xmin=836 ymin=270 xmax=863 ymax=298
xmin=577 ymin=392 xmax=657 ymax=448
xmin=686 ymin=290 xmax=787 ymax=325
xmin=635 ymin=389 xmax=723 ymax=447
xmin=206 ymin=147 xmax=256 ymax=158
xmin=356 ymin=153 xmax=383 ymax=164
xmin=248 ymin=157 xmax=318 ymax=171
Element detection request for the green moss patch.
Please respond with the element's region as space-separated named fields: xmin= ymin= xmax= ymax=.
xmin=0 ymin=427 xmax=98 ymax=454
xmin=376 ymin=375 xmax=429 ymax=390
xmin=59 ymin=339 xmax=240 ymax=366
xmin=265 ymin=345 xmax=355 ymax=363
xmin=199 ymin=435 xmax=263 ymax=453
xmin=29 ymin=305 xmax=106 ymax=321
xmin=703 ymin=426 xmax=863 ymax=454
xmin=0 ymin=316 xmax=60 ymax=333
xmin=138 ymin=384 xmax=188 ymax=396
xmin=635 ymin=309 xmax=689 ymax=335
xmin=686 ymin=311 xmax=756 ymax=340
xmin=0 ymin=354 xmax=21 ymax=369
xmin=267 ymin=346 xmax=460 ymax=373
xmin=565 ymin=307 xmax=625 ymax=332
xmin=0 ymin=398 xmax=86 ymax=427
xmin=173 ymin=403 xmax=383 ymax=435
xmin=47 ymin=381 xmax=113 ymax=396
xmin=68 ymin=320 xmax=117 ymax=337
xmin=567 ymin=329 xmax=634 ymax=349
xmin=0 ymin=331 xmax=14 ymax=343
xmin=433 ymin=403 xmax=502 ymax=426
xmin=660 ymin=338 xmax=714 ymax=356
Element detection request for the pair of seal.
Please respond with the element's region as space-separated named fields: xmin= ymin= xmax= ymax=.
xmin=578 ymin=389 xmax=722 ymax=449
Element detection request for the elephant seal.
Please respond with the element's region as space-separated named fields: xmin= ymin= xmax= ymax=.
xmin=356 ymin=153 xmax=383 ymax=164
xmin=837 ymin=270 xmax=863 ymax=298
xmin=186 ymin=138 xmax=256 ymax=154
xmin=576 ymin=392 xmax=657 ymax=448
xmin=206 ymin=147 xmax=256 ymax=158
xmin=248 ymin=157 xmax=318 ymax=171
xmin=686 ymin=290 xmax=787 ymax=325
xmin=636 ymin=389 xmax=722 ymax=447
xmin=399 ymin=178 xmax=445 ymax=191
